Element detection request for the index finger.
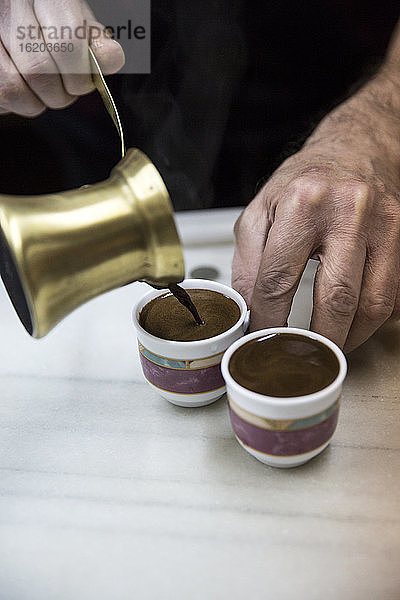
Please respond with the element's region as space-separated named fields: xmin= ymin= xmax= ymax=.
xmin=232 ymin=191 xmax=269 ymax=307
xmin=3 ymin=1 xmax=74 ymax=109
xmin=250 ymin=211 xmax=317 ymax=332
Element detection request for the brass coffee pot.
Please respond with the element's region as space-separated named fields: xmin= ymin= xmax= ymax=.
xmin=0 ymin=148 xmax=185 ymax=338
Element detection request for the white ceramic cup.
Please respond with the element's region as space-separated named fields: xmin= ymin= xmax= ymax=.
xmin=133 ymin=279 xmax=249 ymax=407
xmin=221 ymin=327 xmax=347 ymax=468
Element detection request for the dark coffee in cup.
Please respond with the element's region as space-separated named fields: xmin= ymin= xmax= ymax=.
xmin=229 ymin=332 xmax=339 ymax=397
xmin=139 ymin=289 xmax=241 ymax=341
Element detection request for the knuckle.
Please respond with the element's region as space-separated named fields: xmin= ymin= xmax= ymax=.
xmin=46 ymin=94 xmax=75 ymax=110
xmin=0 ymin=75 xmax=25 ymax=107
xmin=24 ymin=106 xmax=47 ymax=118
xmin=232 ymin=271 xmax=253 ymax=293
xmin=256 ymin=267 xmax=299 ymax=300
xmin=289 ymin=175 xmax=324 ymax=198
xmin=22 ymin=69 xmax=69 ymax=109
xmin=65 ymin=80 xmax=93 ymax=97
xmin=347 ymin=181 xmax=372 ymax=218
xmin=23 ymin=57 xmax=54 ymax=83
xmin=59 ymin=96 xmax=77 ymax=109
xmin=347 ymin=180 xmax=370 ymax=198
xmin=322 ymin=283 xmax=359 ymax=318
xmin=0 ymin=76 xmax=44 ymax=116
xmin=286 ymin=176 xmax=327 ymax=213
xmin=360 ymin=295 xmax=395 ymax=323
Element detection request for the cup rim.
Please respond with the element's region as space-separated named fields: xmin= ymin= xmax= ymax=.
xmin=221 ymin=327 xmax=347 ymax=407
xmin=132 ymin=279 xmax=248 ymax=348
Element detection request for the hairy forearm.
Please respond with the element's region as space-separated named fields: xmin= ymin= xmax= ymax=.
xmin=302 ymin=18 xmax=400 ymax=170
xmin=233 ymin=24 xmax=400 ymax=355
xmin=384 ymin=18 xmax=400 ymax=74
xmin=369 ymin=18 xmax=400 ymax=114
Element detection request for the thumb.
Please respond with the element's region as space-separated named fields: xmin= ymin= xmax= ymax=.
xmin=89 ymin=22 xmax=125 ymax=75
xmin=81 ymin=3 xmax=125 ymax=75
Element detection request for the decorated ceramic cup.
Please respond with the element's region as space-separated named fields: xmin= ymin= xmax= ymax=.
xmin=133 ymin=279 xmax=249 ymax=407
xmin=221 ymin=327 xmax=347 ymax=468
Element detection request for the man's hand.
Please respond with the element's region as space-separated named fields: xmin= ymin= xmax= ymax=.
xmin=232 ymin=27 xmax=400 ymax=352
xmin=0 ymin=0 xmax=125 ymax=117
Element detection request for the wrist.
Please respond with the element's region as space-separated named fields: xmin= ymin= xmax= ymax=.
xmin=363 ymin=18 xmax=400 ymax=117
xmin=362 ymin=66 xmax=400 ymax=117
xmin=304 ymin=71 xmax=400 ymax=162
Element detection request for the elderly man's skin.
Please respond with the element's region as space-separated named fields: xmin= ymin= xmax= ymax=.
xmin=0 ymin=0 xmax=124 ymax=116
xmin=232 ymin=19 xmax=400 ymax=353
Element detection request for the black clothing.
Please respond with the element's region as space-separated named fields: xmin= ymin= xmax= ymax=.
xmin=0 ymin=1 xmax=398 ymax=209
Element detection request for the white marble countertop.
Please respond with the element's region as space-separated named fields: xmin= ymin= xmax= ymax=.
xmin=0 ymin=208 xmax=399 ymax=600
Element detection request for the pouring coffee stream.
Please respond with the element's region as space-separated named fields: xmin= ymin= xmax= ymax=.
xmin=167 ymin=284 xmax=205 ymax=326
xmin=148 ymin=282 xmax=205 ymax=326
